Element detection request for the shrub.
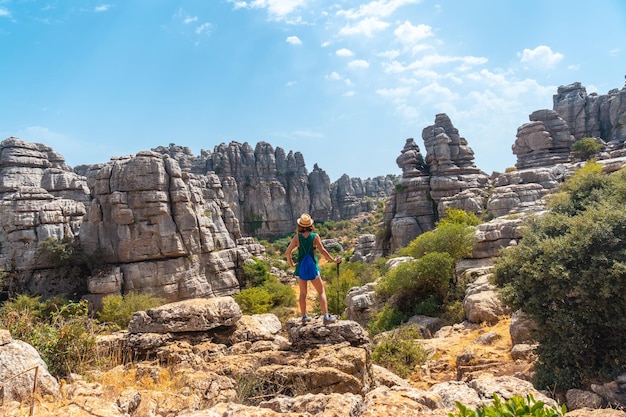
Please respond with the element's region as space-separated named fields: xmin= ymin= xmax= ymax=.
xmin=547 ymin=161 xmax=610 ymax=215
xmin=438 ymin=208 xmax=480 ymax=227
xmin=570 ymin=137 xmax=602 ymax=161
xmin=324 ymin=265 xmax=362 ymax=316
xmin=399 ymin=221 xmax=475 ymax=261
xmin=376 ymin=252 xmax=454 ymax=315
xmin=368 ymin=304 xmax=407 ymax=335
xmin=0 ymin=296 xmax=98 ymax=377
xmin=492 ymin=166 xmax=626 ymax=390
xmin=97 ymin=292 xmax=167 ymax=329
xmin=449 ymin=393 xmax=566 ymax=417
xmin=234 ymin=287 xmax=273 ymax=314
xmin=371 ymin=325 xmax=429 ymax=378
xmin=262 ymin=275 xmax=296 ymax=308
xmin=240 ymin=257 xmax=270 ymax=288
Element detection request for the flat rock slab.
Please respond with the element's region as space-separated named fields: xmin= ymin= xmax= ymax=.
xmin=128 ymin=296 xmax=242 ymax=334
xmin=286 ymin=317 xmax=371 ymax=349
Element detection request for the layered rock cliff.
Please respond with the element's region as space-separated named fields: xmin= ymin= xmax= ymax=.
xmin=152 ymin=141 xmax=396 ymax=238
xmin=378 ymin=114 xmax=491 ymax=254
xmin=373 ymin=81 xmax=626 ymax=258
xmin=0 ymin=138 xmax=91 ymax=297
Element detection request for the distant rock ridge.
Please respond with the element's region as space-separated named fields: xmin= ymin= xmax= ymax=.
xmin=152 ymin=141 xmax=397 ymax=238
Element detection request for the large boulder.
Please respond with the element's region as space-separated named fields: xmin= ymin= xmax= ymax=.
xmin=128 ymin=297 xmax=242 ymax=334
xmin=0 ymin=330 xmax=59 ymax=403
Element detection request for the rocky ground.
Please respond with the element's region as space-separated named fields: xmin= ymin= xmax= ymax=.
xmin=2 ymin=293 xmax=624 ymax=417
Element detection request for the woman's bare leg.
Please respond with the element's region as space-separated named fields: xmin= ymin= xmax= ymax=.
xmin=297 ymin=278 xmax=308 ymax=316
xmin=310 ymin=277 xmax=328 ymax=315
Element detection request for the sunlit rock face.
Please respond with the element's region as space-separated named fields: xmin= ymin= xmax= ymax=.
xmin=381 ymin=114 xmax=491 ymax=254
xmin=79 ymin=151 xmax=250 ymax=304
xmin=153 ymin=141 xmax=396 ymax=239
xmin=0 ymin=137 xmax=91 ymax=297
xmin=553 ymin=81 xmax=626 ymax=147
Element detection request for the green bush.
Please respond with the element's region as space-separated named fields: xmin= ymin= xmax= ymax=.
xmin=492 ymin=166 xmax=626 ymax=390
xmin=376 ymin=252 xmax=454 ymax=315
xmin=570 ymin=137 xmax=602 ymax=161
xmin=371 ymin=325 xmax=429 ymax=378
xmin=438 ymin=208 xmax=481 ymax=227
xmin=547 ymin=161 xmax=611 ymax=215
xmin=449 ymin=393 xmax=566 ymax=417
xmin=97 ymin=292 xmax=167 ymax=329
xmin=400 ymin=221 xmax=475 ymax=261
xmin=234 ymin=287 xmax=273 ymax=314
xmin=368 ymin=304 xmax=407 ymax=335
xmin=240 ymin=257 xmax=271 ymax=288
xmin=0 ymin=296 xmax=98 ymax=377
xmin=262 ymin=275 xmax=296 ymax=308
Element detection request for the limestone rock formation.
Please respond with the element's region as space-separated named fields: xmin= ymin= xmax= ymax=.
xmin=379 ymin=115 xmax=491 ymax=255
xmin=0 ymin=137 xmax=91 ymax=297
xmin=152 ymin=142 xmax=396 ymax=238
xmin=381 ymin=138 xmax=434 ymax=252
xmin=553 ymin=81 xmax=626 ymax=147
xmin=513 ymin=109 xmax=575 ymax=169
xmin=331 ymin=173 xmax=397 ymax=219
xmin=79 ymin=151 xmax=250 ymax=304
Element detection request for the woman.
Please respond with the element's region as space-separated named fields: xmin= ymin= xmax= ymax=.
xmin=285 ymin=213 xmax=341 ymax=325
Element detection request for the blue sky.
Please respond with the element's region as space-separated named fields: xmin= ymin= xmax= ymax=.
xmin=1 ymin=1 xmax=625 ymax=181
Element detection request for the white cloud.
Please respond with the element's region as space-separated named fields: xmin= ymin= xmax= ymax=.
xmin=326 ymin=71 xmax=352 ymax=86
xmin=229 ymin=0 xmax=307 ymax=21
xmin=286 ymin=35 xmax=302 ymax=45
xmin=416 ymin=82 xmax=458 ymax=105
xmin=321 ymin=41 xmax=331 ymax=47
xmin=195 ymin=22 xmax=212 ymax=35
xmin=348 ymin=59 xmax=370 ymax=69
xmin=383 ymin=54 xmax=487 ymax=73
xmin=410 ymin=68 xmax=440 ymax=81
xmin=94 ymin=4 xmax=111 ymax=12
xmin=343 ymin=91 xmax=356 ymax=97
xmin=336 ymin=48 xmax=354 ymax=57
xmin=609 ymin=48 xmax=620 ymax=56
xmin=285 ymin=81 xmax=297 ymax=87
xmin=339 ymin=17 xmax=389 ymax=37
xmin=518 ymin=45 xmax=563 ymax=69
xmin=184 ymin=16 xmax=198 ymax=24
xmin=0 ymin=7 xmax=9 ymax=17
xmin=337 ymin=0 xmax=421 ymax=19
xmin=377 ymin=49 xmax=400 ymax=60
xmin=394 ymin=21 xmax=433 ymax=45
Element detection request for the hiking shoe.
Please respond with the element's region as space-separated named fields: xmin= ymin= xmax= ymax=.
xmin=323 ymin=314 xmax=336 ymax=325
xmin=301 ymin=315 xmax=312 ymax=324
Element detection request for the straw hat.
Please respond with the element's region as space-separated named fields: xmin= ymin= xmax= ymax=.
xmin=297 ymin=213 xmax=314 ymax=227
